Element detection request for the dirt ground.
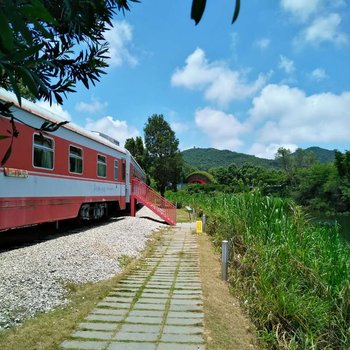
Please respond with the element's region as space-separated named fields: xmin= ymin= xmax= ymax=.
xmin=197 ymin=232 xmax=258 ymax=350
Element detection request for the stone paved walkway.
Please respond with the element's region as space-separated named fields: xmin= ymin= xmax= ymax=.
xmin=60 ymin=225 xmax=205 ymax=350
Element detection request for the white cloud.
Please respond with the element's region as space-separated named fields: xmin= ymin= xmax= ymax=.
xmin=249 ymin=84 xmax=350 ymax=147
xmin=75 ymin=99 xmax=108 ymax=114
xmin=249 ymin=143 xmax=298 ymax=159
xmin=171 ymin=48 xmax=267 ymax=106
xmin=310 ymin=68 xmax=328 ymax=81
xmin=254 ymin=38 xmax=271 ymax=50
xmin=104 ymin=20 xmax=138 ymax=67
xmin=280 ymin=0 xmax=320 ymax=21
xmin=300 ymin=13 xmax=348 ymax=46
xmin=194 ymin=107 xmax=248 ymax=150
xmin=278 ymin=55 xmax=295 ymax=74
xmin=85 ymin=116 xmax=139 ymax=146
xmin=170 ymin=122 xmax=190 ymax=133
xmin=36 ymin=101 xmax=72 ymax=121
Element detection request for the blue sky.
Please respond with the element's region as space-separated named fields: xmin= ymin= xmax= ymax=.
xmin=38 ymin=0 xmax=350 ymax=159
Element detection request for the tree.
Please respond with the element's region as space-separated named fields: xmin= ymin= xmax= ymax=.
xmin=124 ymin=136 xmax=149 ymax=170
xmin=0 ymin=0 xmax=139 ymax=109
xmin=294 ymin=148 xmax=317 ymax=169
xmin=144 ymin=114 xmax=182 ymax=196
xmin=275 ymin=147 xmax=296 ymax=185
xmin=0 ymin=0 xmax=238 ymax=111
xmin=334 ymin=150 xmax=350 ymax=181
xmin=0 ymin=0 xmax=139 ymax=165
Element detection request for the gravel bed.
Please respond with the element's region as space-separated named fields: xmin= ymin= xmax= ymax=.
xmin=0 ymin=207 xmax=166 ymax=329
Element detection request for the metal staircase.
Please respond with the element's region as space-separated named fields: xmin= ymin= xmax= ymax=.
xmin=130 ymin=178 xmax=176 ymax=226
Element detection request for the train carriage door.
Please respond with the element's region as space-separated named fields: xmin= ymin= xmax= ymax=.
xmin=124 ymin=152 xmax=131 ymax=203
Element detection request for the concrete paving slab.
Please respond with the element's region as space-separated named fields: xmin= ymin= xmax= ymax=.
xmin=128 ymin=310 xmax=164 ymax=317
xmin=79 ymin=323 xmax=117 ymax=331
xmin=114 ymin=332 xmax=159 ymax=342
xmin=85 ymin=315 xmax=124 ymax=322
xmin=144 ymin=285 xmax=172 ymax=290
xmin=137 ymin=298 xmax=167 ymax=304
xmin=157 ymin=344 xmax=205 ymax=350
xmin=97 ymin=302 xmax=129 ymax=309
xmin=171 ymin=299 xmax=202 ymax=306
xmin=169 ymin=304 xmax=202 ymax=312
xmin=172 ymin=290 xmax=202 ymax=295
xmin=120 ymin=324 xmax=161 ymax=333
xmin=161 ymin=334 xmax=205 ymax=343
xmin=61 ymin=229 xmax=206 ymax=350
xmin=91 ymin=309 xmax=128 ymax=316
xmin=124 ymin=316 xmax=163 ymax=324
xmin=171 ymin=294 xmax=202 ymax=300
xmin=163 ymin=325 xmax=204 ymax=334
xmin=108 ymin=342 xmax=156 ymax=350
xmin=133 ymin=303 xmax=166 ymax=311
xmin=166 ymin=318 xmax=203 ymax=326
xmin=104 ymin=297 xmax=134 ymax=303
xmin=141 ymin=292 xmax=170 ymax=298
xmin=61 ymin=340 xmax=107 ymax=349
xmin=166 ymin=312 xmax=204 ymax=319
xmin=72 ymin=330 xmax=114 ymax=340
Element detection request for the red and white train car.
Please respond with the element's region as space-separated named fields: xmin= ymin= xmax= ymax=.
xmin=0 ymin=89 xmax=146 ymax=231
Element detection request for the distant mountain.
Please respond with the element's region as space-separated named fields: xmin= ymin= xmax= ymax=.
xmin=181 ymin=147 xmax=335 ymax=171
xmin=302 ymin=147 xmax=335 ymax=163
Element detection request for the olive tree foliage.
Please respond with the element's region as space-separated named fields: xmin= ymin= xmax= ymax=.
xmin=144 ymin=114 xmax=182 ymax=196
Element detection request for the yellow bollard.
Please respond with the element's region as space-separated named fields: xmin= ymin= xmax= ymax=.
xmin=196 ymin=220 xmax=202 ymax=234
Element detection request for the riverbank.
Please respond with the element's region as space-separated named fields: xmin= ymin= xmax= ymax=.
xmin=167 ymin=191 xmax=350 ymax=349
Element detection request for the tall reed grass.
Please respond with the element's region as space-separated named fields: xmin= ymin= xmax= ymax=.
xmin=167 ymin=190 xmax=350 ymax=349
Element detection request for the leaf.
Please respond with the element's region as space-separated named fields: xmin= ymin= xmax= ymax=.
xmin=7 ymin=72 xmax=22 ymax=105
xmin=0 ymin=11 xmax=14 ymax=51
xmin=22 ymin=0 xmax=57 ymax=24
xmin=191 ymin=0 xmax=207 ymax=25
xmin=232 ymin=0 xmax=241 ymax=24
xmin=16 ymin=67 xmax=39 ymax=98
xmin=40 ymin=120 xmax=69 ymax=132
xmin=1 ymin=142 xmax=12 ymax=166
xmin=0 ymin=135 xmax=10 ymax=140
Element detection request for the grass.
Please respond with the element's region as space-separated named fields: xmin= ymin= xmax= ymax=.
xmin=168 ymin=190 xmax=350 ymax=349
xmin=0 ymin=229 xmax=165 ymax=350
xmin=176 ymin=208 xmax=193 ymax=223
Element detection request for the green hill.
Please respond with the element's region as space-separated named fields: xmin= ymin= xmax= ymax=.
xmin=181 ymin=147 xmax=336 ymax=171
xmin=181 ymin=148 xmax=278 ymax=170
xmin=303 ymin=147 xmax=335 ymax=163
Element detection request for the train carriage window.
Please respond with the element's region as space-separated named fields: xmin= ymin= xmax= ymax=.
xmin=122 ymin=161 xmax=126 ymax=181
xmin=33 ymin=134 xmax=54 ymax=169
xmin=69 ymin=146 xmax=83 ymax=174
xmin=114 ymin=160 xmax=119 ymax=180
xmin=97 ymin=154 xmax=107 ymax=177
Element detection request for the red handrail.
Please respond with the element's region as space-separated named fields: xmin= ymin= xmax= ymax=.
xmin=131 ymin=178 xmax=176 ymax=225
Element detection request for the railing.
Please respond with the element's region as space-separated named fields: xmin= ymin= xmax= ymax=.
xmin=131 ymin=178 xmax=176 ymax=225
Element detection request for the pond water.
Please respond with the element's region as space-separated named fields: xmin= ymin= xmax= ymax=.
xmin=311 ymin=214 xmax=350 ymax=243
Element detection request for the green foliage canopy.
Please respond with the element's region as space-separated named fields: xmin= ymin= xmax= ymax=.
xmin=0 ymin=0 xmax=139 ymax=107
xmin=124 ymin=136 xmax=149 ymax=171
xmin=144 ymin=114 xmax=182 ymax=196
